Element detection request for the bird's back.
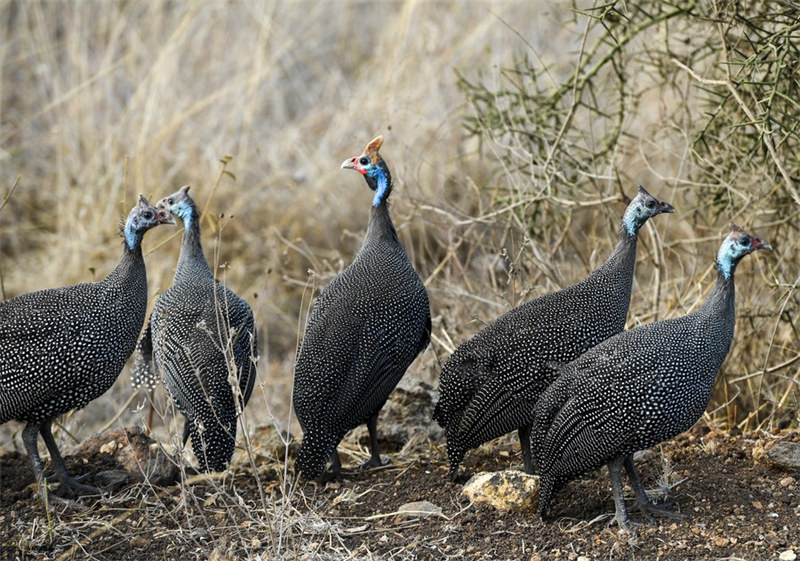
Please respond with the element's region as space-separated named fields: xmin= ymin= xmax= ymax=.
xmin=0 ymin=270 xmax=147 ymax=424
xmin=151 ymin=274 xmax=256 ymax=416
xmin=434 ymin=255 xmax=634 ymax=433
xmin=535 ymin=304 xmax=735 ymax=483
xmin=294 ymin=233 xmax=430 ymax=434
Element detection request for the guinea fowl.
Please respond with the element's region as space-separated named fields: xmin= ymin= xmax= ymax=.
xmin=131 ymin=186 xmax=257 ymax=472
xmin=532 ymin=225 xmax=771 ymax=530
xmin=0 ymin=195 xmax=173 ymax=505
xmin=293 ymin=136 xmax=431 ymax=479
xmin=433 ymin=186 xmax=673 ymax=480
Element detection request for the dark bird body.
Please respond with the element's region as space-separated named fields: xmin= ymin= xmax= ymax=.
xmin=433 ymin=187 xmax=673 ymax=479
xmin=533 ymin=225 xmax=771 ymax=530
xmin=293 ymin=136 xmax=431 ymax=479
xmin=132 ymin=186 xmax=257 ymax=472
xmin=0 ymin=196 xmax=173 ymax=504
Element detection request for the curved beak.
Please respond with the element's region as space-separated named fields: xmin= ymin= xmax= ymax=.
xmin=752 ymin=237 xmax=773 ymax=252
xmin=156 ymin=209 xmax=176 ymax=225
xmin=341 ymin=156 xmax=367 ymax=175
xmin=656 ymin=201 xmax=675 ymax=215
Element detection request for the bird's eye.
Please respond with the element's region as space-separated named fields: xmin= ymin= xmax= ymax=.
xmin=168 ymin=198 xmax=174 ymax=205
xmin=142 ymin=210 xmax=154 ymax=220
xmin=739 ymin=235 xmax=751 ymax=247
xmin=359 ymin=156 xmax=369 ymax=166
xmin=646 ymin=199 xmax=656 ymax=209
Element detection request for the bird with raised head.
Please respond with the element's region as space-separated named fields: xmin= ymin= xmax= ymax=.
xmin=293 ymin=136 xmax=431 ymax=479
xmin=132 ymin=185 xmax=257 ymax=473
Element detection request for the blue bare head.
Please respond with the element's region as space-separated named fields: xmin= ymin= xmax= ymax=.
xmin=621 ymin=185 xmax=674 ymax=237
xmin=341 ymin=136 xmax=392 ymax=207
xmin=123 ymin=194 xmax=175 ymax=250
xmin=716 ymin=224 xmax=772 ymax=280
xmin=157 ymin=185 xmax=196 ymax=231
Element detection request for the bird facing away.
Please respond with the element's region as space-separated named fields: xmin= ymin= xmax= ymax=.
xmin=433 ymin=186 xmax=674 ymax=480
xmin=293 ymin=136 xmax=431 ymax=479
xmin=532 ymin=225 xmax=771 ymax=531
xmin=131 ymin=186 xmax=257 ymax=472
xmin=0 ymin=196 xmax=173 ymax=505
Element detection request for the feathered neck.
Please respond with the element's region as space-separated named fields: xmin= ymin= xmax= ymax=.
xmin=103 ymin=240 xmax=146 ymax=286
xmin=701 ymin=260 xmax=737 ymax=315
xmin=175 ymin=205 xmax=213 ymax=281
xmin=364 ymin=198 xmax=400 ymax=245
xmin=587 ymin=223 xmax=638 ymax=278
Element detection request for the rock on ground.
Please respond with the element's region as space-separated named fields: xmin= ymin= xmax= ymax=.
xmin=462 ymin=470 xmax=540 ymax=512
xmin=766 ymin=441 xmax=800 ymax=473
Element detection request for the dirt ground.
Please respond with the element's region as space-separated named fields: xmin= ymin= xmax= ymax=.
xmin=0 ymin=420 xmax=798 ymax=561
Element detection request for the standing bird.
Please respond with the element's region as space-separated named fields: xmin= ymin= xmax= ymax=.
xmin=293 ymin=136 xmax=431 ymax=479
xmin=0 ymin=196 xmax=173 ymax=505
xmin=132 ymin=186 xmax=257 ymax=472
xmin=533 ymin=225 xmax=771 ymax=530
xmin=434 ymin=186 xmax=673 ymax=479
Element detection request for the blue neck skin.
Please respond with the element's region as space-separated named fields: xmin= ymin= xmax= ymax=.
xmin=125 ymin=227 xmax=138 ymax=250
xmin=622 ymin=205 xmax=640 ymax=238
xmin=174 ymin=203 xmax=193 ymax=231
xmin=372 ymin=170 xmax=389 ymax=207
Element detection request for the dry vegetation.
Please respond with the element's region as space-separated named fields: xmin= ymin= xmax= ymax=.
xmin=0 ymin=1 xmax=798 ymax=559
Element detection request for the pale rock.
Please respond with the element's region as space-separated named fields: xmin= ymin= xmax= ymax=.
xmin=394 ymin=500 xmax=443 ymax=520
xmin=462 ymin=470 xmax=540 ymax=512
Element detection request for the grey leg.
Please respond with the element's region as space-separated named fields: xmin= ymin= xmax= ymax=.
xmin=519 ymin=424 xmax=536 ymax=474
xmin=22 ymin=422 xmax=47 ymax=489
xmin=327 ymin=449 xmax=342 ymax=473
xmin=40 ymin=420 xmax=102 ymax=497
xmin=608 ymin=456 xmax=636 ymax=532
xmin=359 ymin=413 xmax=389 ymax=470
xmin=623 ymin=455 xmax=686 ymax=522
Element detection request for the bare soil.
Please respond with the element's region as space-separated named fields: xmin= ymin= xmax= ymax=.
xmin=0 ymin=422 xmax=798 ymax=561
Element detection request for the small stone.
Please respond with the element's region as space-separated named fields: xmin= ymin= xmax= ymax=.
xmin=779 ymin=476 xmax=796 ymax=488
xmin=129 ymin=536 xmax=148 ymax=548
xmin=99 ymin=440 xmax=117 ymax=455
xmin=779 ymin=550 xmax=797 ymax=561
xmin=712 ymin=536 xmax=729 ymax=547
xmin=462 ymin=470 xmax=540 ymax=512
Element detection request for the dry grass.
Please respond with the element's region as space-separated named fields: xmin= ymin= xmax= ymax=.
xmin=1 ymin=0 xmax=799 ymax=558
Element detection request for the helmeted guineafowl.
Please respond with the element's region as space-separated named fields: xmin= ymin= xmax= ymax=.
xmin=433 ymin=186 xmax=673 ymax=480
xmin=532 ymin=225 xmax=771 ymax=531
xmin=293 ymin=136 xmax=431 ymax=479
xmin=0 ymin=195 xmax=173 ymax=505
xmin=131 ymin=185 xmax=257 ymax=472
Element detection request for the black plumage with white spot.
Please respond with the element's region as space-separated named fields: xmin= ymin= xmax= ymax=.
xmin=293 ymin=136 xmax=431 ymax=479
xmin=0 ymin=195 xmax=173 ymax=504
xmin=132 ymin=186 xmax=257 ymax=472
xmin=433 ymin=186 xmax=673 ymax=479
xmin=532 ymin=225 xmax=771 ymax=530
